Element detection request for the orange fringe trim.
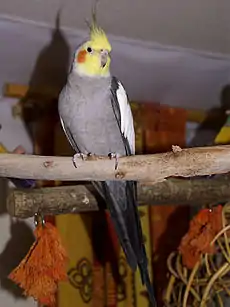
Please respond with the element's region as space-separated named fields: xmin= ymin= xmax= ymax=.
xmin=9 ymin=222 xmax=68 ymax=306
xmin=179 ymin=205 xmax=223 ymax=269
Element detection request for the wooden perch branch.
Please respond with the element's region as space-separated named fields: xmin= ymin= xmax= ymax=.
xmin=1 ymin=145 xmax=230 ymax=182
xmin=7 ymin=177 xmax=230 ymax=218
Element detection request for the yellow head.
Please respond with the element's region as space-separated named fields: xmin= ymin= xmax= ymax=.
xmin=73 ymin=14 xmax=112 ymax=77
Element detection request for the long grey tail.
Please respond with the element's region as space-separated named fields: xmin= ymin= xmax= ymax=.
xmin=100 ymin=180 xmax=156 ymax=306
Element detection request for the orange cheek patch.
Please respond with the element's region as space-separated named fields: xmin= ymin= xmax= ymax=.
xmin=77 ymin=50 xmax=87 ymax=63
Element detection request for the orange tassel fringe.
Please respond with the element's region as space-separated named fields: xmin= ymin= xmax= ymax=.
xmin=9 ymin=222 xmax=68 ymax=306
xmin=179 ymin=205 xmax=223 ymax=269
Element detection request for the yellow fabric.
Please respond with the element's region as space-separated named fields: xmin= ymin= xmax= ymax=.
xmin=0 ymin=143 xmax=8 ymax=153
xmin=215 ymin=116 xmax=230 ymax=144
xmin=57 ymin=213 xmax=93 ymax=307
xmin=117 ymin=249 xmax=134 ymax=307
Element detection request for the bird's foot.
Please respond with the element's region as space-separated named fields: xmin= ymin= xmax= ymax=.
xmin=72 ymin=152 xmax=92 ymax=168
xmin=108 ymin=152 xmax=120 ymax=170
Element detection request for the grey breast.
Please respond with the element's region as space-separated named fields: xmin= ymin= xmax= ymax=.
xmin=58 ymin=72 xmax=126 ymax=156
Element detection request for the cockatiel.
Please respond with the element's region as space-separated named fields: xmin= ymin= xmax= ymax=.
xmin=58 ymin=11 xmax=156 ymax=306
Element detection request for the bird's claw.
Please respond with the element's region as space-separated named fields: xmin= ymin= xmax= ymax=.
xmin=108 ymin=152 xmax=120 ymax=170
xmin=72 ymin=152 xmax=92 ymax=168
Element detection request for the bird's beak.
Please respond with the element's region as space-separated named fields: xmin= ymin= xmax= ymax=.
xmin=100 ymin=51 xmax=108 ymax=68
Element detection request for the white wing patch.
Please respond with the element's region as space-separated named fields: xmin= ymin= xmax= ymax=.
xmin=59 ymin=115 xmax=77 ymax=151
xmin=116 ymin=81 xmax=135 ymax=154
xmin=60 ymin=116 xmax=67 ymax=139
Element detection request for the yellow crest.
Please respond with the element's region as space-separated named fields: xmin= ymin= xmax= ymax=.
xmin=87 ymin=4 xmax=111 ymax=52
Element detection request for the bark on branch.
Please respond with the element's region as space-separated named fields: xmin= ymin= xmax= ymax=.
xmin=1 ymin=145 xmax=230 ymax=182
xmin=7 ymin=177 xmax=230 ymax=218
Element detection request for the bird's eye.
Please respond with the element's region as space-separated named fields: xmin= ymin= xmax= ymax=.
xmin=87 ymin=47 xmax=93 ymax=53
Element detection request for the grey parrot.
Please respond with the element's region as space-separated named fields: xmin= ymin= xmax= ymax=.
xmin=58 ymin=14 xmax=156 ymax=306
